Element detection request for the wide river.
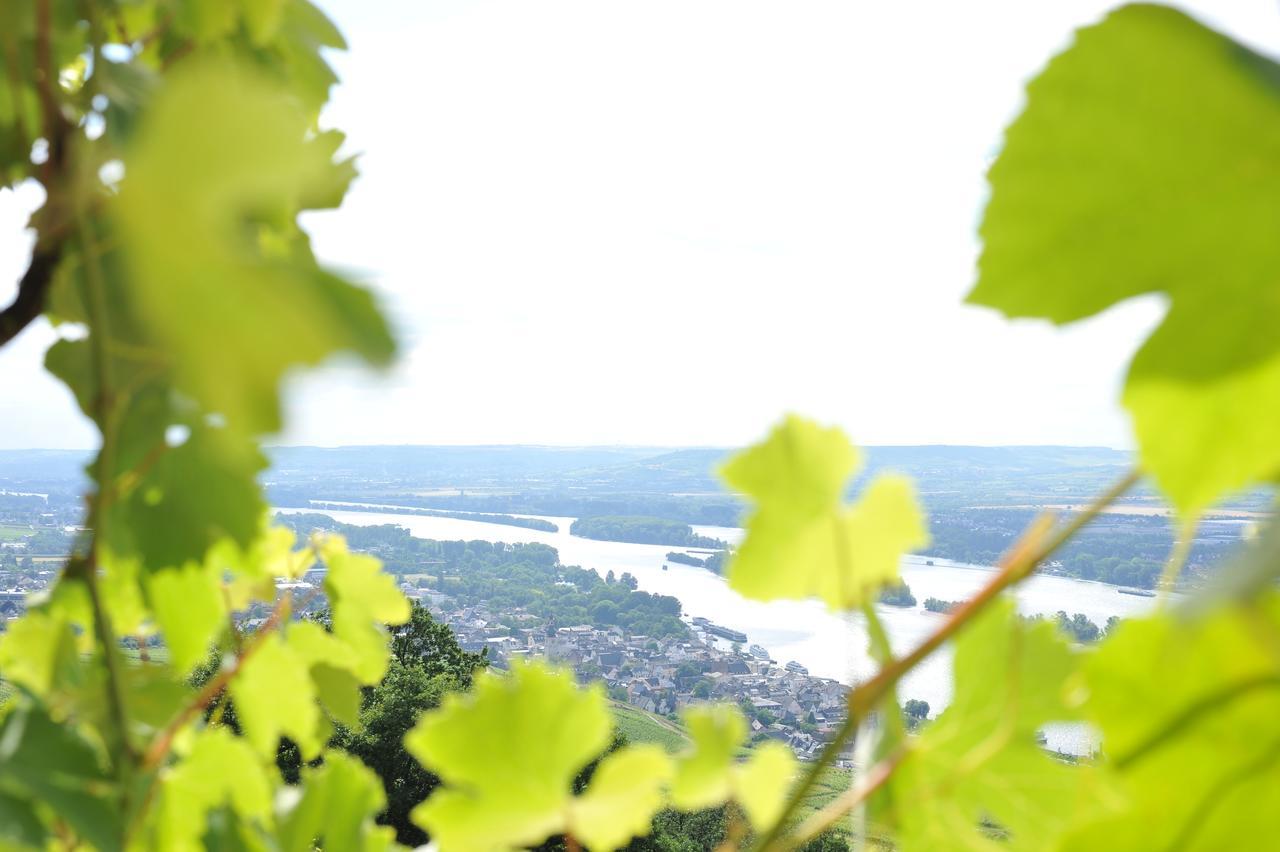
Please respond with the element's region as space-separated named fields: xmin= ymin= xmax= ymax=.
xmin=276 ymin=504 xmax=1171 ymax=754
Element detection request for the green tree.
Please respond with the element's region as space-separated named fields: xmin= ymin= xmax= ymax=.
xmin=903 ymin=699 xmax=930 ymax=721
xmin=391 ymin=602 xmax=488 ymax=686
xmin=334 ymin=661 xmax=458 ymax=846
xmin=592 ymin=599 xmax=620 ymax=625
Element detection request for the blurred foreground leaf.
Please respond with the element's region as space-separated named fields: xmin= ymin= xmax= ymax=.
xmin=722 ymin=415 xmax=928 ymax=611
xmin=971 ymin=3 xmax=1280 ymax=514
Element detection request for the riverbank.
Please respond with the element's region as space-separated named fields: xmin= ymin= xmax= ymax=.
xmin=274 ymin=503 xmax=1169 ymax=754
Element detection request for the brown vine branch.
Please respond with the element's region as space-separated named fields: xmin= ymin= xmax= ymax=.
xmin=785 ymin=748 xmax=906 ymax=849
xmin=0 ymin=0 xmax=79 ymax=351
xmin=1157 ymin=516 xmax=1198 ymax=601
xmin=139 ymin=591 xmax=294 ymax=771
xmin=2 ymin=34 xmax=30 ymax=156
xmin=34 ymin=0 xmax=70 ymax=178
xmin=62 ymin=553 xmax=135 ymax=765
xmin=753 ymin=467 xmax=1141 ymax=852
xmin=0 ymin=244 xmax=63 ymax=346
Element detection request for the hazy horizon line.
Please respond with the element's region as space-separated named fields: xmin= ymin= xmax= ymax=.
xmin=0 ymin=442 xmax=1132 ymax=453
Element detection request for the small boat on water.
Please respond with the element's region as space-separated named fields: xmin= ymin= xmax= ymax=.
xmin=784 ymin=660 xmax=809 ymax=675
xmin=662 ymin=563 xmax=668 ymax=571
xmin=703 ymin=622 xmax=749 ymax=643
xmin=1117 ymin=587 xmax=1156 ymax=598
xmin=925 ymin=560 xmax=934 ymax=566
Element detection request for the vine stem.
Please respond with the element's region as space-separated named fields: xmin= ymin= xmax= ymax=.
xmin=72 ymin=33 xmax=138 ymax=768
xmin=752 ymin=467 xmax=1141 ymax=852
xmin=1158 ymin=516 xmax=1198 ymax=601
xmin=0 ymin=0 xmax=73 ymax=348
xmin=34 ymin=0 xmax=70 ymax=180
xmin=785 ymin=748 xmax=906 ymax=849
xmin=139 ymin=591 xmax=294 ymax=771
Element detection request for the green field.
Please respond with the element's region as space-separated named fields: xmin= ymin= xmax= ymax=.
xmin=799 ymin=765 xmax=853 ymax=830
xmin=0 ymin=524 xmax=31 ymax=541
xmin=611 ymin=701 xmax=690 ymax=752
xmin=610 ymin=700 xmax=852 ymax=832
xmin=122 ymin=646 xmax=171 ymax=665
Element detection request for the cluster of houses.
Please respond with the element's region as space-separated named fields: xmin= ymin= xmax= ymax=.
xmin=418 ymin=588 xmax=852 ymax=762
xmin=0 ymin=543 xmax=858 ymax=763
xmin=0 ymin=568 xmax=58 ymax=619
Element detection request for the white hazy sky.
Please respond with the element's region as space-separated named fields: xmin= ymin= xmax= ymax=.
xmin=2 ymin=1 xmax=1278 ymax=450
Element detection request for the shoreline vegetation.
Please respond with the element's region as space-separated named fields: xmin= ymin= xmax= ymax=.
xmin=296 ymin=501 xmax=559 ymax=532
xmin=270 ymin=488 xmax=1238 ymax=592
xmin=878 ymin=582 xmax=917 ymax=607
xmin=570 ymin=515 xmax=727 ymax=548
xmin=277 ymin=513 xmax=689 ymax=639
xmin=666 ymin=550 xmax=728 ymax=574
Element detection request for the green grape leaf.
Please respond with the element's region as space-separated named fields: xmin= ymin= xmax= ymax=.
xmin=98 ymin=550 xmax=150 ymax=637
xmin=44 ymin=243 xmax=269 ymax=576
xmin=569 ymin=744 xmax=673 ymax=852
xmin=0 ymin=702 xmax=123 ymax=851
xmin=735 ymin=741 xmax=797 ymax=832
xmin=116 ymin=58 xmax=394 ymax=437
xmin=174 ymin=0 xmax=239 ymax=42
xmin=969 ymin=4 xmax=1280 ymax=514
xmin=216 ymin=524 xmax=305 ymax=611
xmin=406 ymin=660 xmax=613 ymax=851
xmin=0 ymin=2 xmax=31 ymax=40
xmin=670 ymin=704 xmax=747 ymax=811
xmin=119 ymin=665 xmax=191 ymax=737
xmin=309 ymin=663 xmax=363 ymax=728
xmin=722 ymin=416 xmax=928 ymax=610
xmin=238 ymin=0 xmax=287 ymax=45
xmin=890 ymin=598 xmax=1084 ymax=851
xmin=322 ymin=537 xmax=411 ymax=683
xmin=287 ymin=620 xmax=359 ymax=672
xmin=153 ymin=727 xmax=273 ymax=852
xmin=108 ymin=423 xmax=267 ymax=573
xmin=669 ymin=704 xmax=794 ymax=830
xmin=722 ymin=415 xmax=858 ymax=516
xmin=0 ymin=790 xmax=44 ymax=848
xmin=0 ymin=609 xmax=79 ymax=697
xmin=287 ymin=620 xmax=363 ymax=726
xmin=0 ymin=73 xmax=38 ymax=185
xmin=1062 ymin=595 xmax=1280 ymax=849
xmin=145 ymin=558 xmax=226 ymax=674
xmin=285 ymin=0 xmax=346 ymax=49
xmin=276 ymin=752 xmax=396 ymax=852
xmin=230 ymin=633 xmax=322 ymax=760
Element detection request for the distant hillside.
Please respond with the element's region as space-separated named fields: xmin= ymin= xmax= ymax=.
xmin=0 ymin=443 xmax=1149 ymax=517
xmin=569 ymin=445 xmax=1132 ymax=495
xmin=259 ymin=443 xmax=1147 ymax=518
xmin=0 ymin=450 xmax=91 ymax=491
xmin=267 ymin=444 xmax=666 ymax=484
xmin=864 ymin=445 xmax=1130 ymax=471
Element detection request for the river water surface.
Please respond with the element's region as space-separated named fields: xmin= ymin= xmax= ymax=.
xmin=276 ymin=504 xmax=1170 ymax=754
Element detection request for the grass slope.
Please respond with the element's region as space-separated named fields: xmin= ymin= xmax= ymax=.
xmin=609 ymin=700 xmax=852 ymax=833
xmin=611 ymin=701 xmax=690 ymax=753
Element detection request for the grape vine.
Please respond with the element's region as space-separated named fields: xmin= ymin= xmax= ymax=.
xmin=1 ymin=2 xmax=1278 ymax=851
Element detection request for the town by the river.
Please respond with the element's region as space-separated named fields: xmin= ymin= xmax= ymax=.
xmin=276 ymin=503 xmax=1173 ymax=754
